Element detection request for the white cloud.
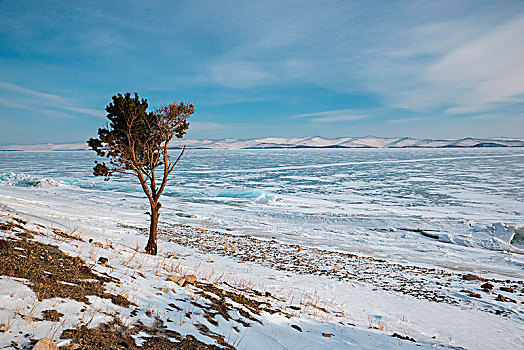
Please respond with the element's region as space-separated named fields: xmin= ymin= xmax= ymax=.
xmin=68 ymin=107 xmax=106 ymax=118
xmin=189 ymin=121 xmax=226 ymax=131
xmin=205 ymin=61 xmax=274 ymax=89
xmin=468 ymin=113 xmax=523 ymax=121
xmin=196 ymin=2 xmax=524 ymax=122
xmin=357 ymin=12 xmax=524 ymax=117
xmin=0 ymin=96 xmax=75 ymax=119
xmin=0 ymin=81 xmax=66 ymax=103
xmin=0 ymin=81 xmax=105 ymax=119
xmin=423 ymin=16 xmax=524 ymax=112
xmin=312 ymin=115 xmax=369 ymax=123
xmin=387 ymin=116 xmax=428 ymax=124
xmin=289 ymin=109 xmax=372 ymax=123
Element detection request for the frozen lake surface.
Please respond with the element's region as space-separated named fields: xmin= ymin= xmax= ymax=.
xmin=1 ymin=147 xmax=523 ymax=278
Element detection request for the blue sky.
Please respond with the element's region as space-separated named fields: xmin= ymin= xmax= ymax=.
xmin=1 ymin=0 xmax=523 ymax=144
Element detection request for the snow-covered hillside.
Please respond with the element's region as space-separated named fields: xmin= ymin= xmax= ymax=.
xmin=1 ymin=136 xmax=523 ymax=151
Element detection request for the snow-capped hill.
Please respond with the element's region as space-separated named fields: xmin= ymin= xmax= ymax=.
xmin=1 ymin=136 xmax=523 ymax=151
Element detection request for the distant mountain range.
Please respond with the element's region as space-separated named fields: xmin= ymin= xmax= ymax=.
xmin=2 ymin=136 xmax=524 ymax=151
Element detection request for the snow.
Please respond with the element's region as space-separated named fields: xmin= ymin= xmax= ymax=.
xmin=1 ymin=136 xmax=524 ymax=151
xmin=0 ymin=201 xmax=522 ymax=349
xmin=0 ymin=148 xmax=523 ymax=349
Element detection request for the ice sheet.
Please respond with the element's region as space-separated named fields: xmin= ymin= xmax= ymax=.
xmin=0 ymin=148 xmax=523 ymax=278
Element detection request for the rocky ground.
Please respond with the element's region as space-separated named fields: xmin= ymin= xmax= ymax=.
xmin=152 ymin=221 xmax=523 ymax=318
xmin=0 ymin=213 xmax=228 ymax=349
xmin=1 ymin=207 xmax=522 ymax=349
xmin=0 ymin=208 xmax=435 ymax=350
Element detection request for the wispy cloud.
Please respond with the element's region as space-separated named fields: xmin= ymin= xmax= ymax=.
xmin=360 ymin=12 xmax=524 ymax=116
xmin=422 ymin=15 xmax=524 ymax=113
xmin=467 ymin=113 xmax=523 ymax=122
xmin=289 ymin=109 xmax=372 ymax=123
xmin=189 ymin=121 xmax=226 ymax=131
xmin=196 ymin=2 xmax=524 ymax=120
xmin=0 ymin=81 xmax=105 ymax=119
xmin=387 ymin=116 xmax=428 ymax=124
xmin=0 ymin=81 xmax=66 ymax=104
xmin=68 ymin=107 xmax=105 ymax=118
xmin=204 ymin=61 xmax=275 ymax=89
xmin=1 ymin=1 xmax=523 ymax=142
xmin=312 ymin=115 xmax=369 ymax=123
xmin=0 ymin=96 xmax=75 ymax=119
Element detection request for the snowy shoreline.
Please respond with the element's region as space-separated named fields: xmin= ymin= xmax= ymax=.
xmin=1 ymin=201 xmax=523 ymax=349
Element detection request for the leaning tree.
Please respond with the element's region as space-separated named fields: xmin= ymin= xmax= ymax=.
xmin=88 ymin=92 xmax=194 ymax=255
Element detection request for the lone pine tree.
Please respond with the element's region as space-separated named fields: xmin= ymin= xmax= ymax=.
xmin=88 ymin=92 xmax=194 ymax=255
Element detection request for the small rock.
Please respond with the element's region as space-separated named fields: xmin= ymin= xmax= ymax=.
xmin=392 ymin=333 xmax=416 ymax=342
xmin=500 ymin=286 xmax=515 ymax=293
xmin=175 ymin=276 xmax=186 ymax=287
xmin=481 ymin=282 xmax=493 ymax=291
xmin=168 ymin=274 xmax=197 ymax=287
xmin=462 ymin=274 xmax=485 ymax=282
xmin=98 ymin=257 xmax=108 ymax=265
xmin=460 ymin=289 xmax=481 ymax=298
xmin=33 ymin=338 xmax=58 ymax=350
xmin=322 ymin=333 xmax=334 ymax=337
xmin=291 ymin=324 xmax=302 ymax=332
xmin=184 ymin=274 xmax=197 ymax=284
xmin=496 ymin=294 xmax=506 ymax=302
xmin=45 ymin=247 xmax=62 ymax=255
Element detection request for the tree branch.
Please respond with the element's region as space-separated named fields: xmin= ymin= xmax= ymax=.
xmin=156 ymin=145 xmax=185 ymax=201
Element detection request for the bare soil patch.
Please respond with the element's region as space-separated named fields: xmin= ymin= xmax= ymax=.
xmin=61 ymin=319 xmax=224 ymax=350
xmin=0 ymin=236 xmax=131 ymax=307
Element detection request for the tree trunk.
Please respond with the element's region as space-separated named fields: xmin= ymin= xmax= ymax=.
xmin=145 ymin=204 xmax=160 ymax=255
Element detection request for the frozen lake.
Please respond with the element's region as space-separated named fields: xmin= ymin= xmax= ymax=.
xmin=1 ymin=147 xmax=523 ymax=277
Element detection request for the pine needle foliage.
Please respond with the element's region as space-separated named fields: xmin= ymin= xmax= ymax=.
xmin=88 ymin=92 xmax=195 ymax=255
